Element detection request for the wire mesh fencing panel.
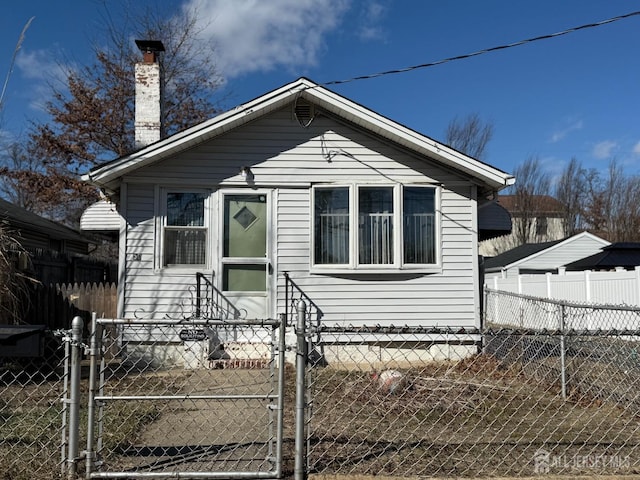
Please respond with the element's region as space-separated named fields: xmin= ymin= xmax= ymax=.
xmin=87 ymin=318 xmax=287 ymax=478
xmin=485 ymin=288 xmax=640 ymax=415
xmin=306 ymin=318 xmax=640 ymax=477
xmin=0 ymin=329 xmax=68 ymax=479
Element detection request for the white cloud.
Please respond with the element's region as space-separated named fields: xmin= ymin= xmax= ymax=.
xmin=550 ymin=119 xmax=583 ymax=143
xmin=357 ymin=2 xmax=388 ymax=41
xmin=633 ymin=141 xmax=640 ymax=156
xmin=592 ymin=140 xmax=617 ymax=160
xmin=15 ymin=49 xmax=71 ymax=111
xmin=182 ymin=0 xmax=351 ymax=78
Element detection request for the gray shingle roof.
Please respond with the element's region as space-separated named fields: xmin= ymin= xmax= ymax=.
xmin=484 ymin=239 xmax=564 ymax=270
xmin=564 ymin=243 xmax=640 ymax=271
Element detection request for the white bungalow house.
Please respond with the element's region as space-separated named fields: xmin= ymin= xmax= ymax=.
xmin=81 ymin=43 xmax=514 ymax=365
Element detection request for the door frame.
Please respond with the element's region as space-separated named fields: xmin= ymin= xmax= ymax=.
xmin=217 ymin=189 xmax=275 ymax=320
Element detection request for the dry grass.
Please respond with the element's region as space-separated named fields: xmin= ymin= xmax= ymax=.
xmin=307 ymin=354 xmax=640 ymax=477
xmin=3 ymin=353 xmax=640 ymax=478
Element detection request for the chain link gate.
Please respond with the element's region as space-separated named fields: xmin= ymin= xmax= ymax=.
xmin=83 ymin=315 xmax=287 ymax=479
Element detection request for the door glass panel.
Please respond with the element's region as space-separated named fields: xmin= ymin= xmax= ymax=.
xmin=224 ymin=195 xmax=267 ymax=257
xmin=223 ymin=265 xmax=267 ymax=291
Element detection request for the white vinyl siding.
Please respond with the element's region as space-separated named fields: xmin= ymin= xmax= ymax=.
xmin=121 ymin=106 xmax=480 ymax=326
xmin=276 ymin=187 xmax=477 ymax=327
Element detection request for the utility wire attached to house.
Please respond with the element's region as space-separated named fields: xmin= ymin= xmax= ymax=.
xmin=320 ymin=10 xmax=640 ymax=86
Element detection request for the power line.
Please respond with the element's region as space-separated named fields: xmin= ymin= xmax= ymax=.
xmin=322 ymin=10 xmax=640 ymax=86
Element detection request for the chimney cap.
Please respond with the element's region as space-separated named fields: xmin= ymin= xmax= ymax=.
xmin=135 ymin=39 xmax=165 ymax=53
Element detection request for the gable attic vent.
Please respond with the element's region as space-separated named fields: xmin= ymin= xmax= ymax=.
xmin=293 ymin=98 xmax=315 ymax=127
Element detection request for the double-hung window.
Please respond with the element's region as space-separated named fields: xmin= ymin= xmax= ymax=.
xmin=313 ymin=184 xmax=438 ymax=271
xmin=162 ymin=191 xmax=208 ymax=267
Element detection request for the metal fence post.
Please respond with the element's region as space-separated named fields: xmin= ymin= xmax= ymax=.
xmin=68 ymin=316 xmax=83 ymax=479
xmin=295 ymin=299 xmax=308 ymax=480
xmin=85 ymin=312 xmax=101 ymax=477
xmin=275 ymin=314 xmax=287 ymax=478
xmin=559 ymin=304 xmax=567 ymax=399
xmin=60 ymin=330 xmax=71 ymax=478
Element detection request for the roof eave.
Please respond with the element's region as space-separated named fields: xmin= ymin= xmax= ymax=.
xmin=298 ymin=85 xmax=514 ymax=191
xmin=83 ymin=77 xmax=515 ymax=193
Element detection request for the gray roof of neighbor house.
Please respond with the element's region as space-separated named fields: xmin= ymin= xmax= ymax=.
xmin=0 ymin=198 xmax=93 ymax=252
xmin=564 ymin=243 xmax=640 ymax=271
xmin=83 ymin=77 xmax=515 ymax=196
xmin=484 ymin=239 xmax=563 ymax=270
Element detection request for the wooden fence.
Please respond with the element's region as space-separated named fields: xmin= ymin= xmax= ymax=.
xmin=19 ymin=282 xmax=117 ymax=330
xmin=29 ymin=251 xmax=117 ymax=286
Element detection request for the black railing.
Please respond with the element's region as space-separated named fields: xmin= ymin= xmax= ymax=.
xmin=193 ymin=272 xmax=243 ymax=320
xmin=283 ymin=272 xmax=323 ymax=327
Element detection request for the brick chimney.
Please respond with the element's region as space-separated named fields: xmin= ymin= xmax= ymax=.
xmin=134 ymin=40 xmax=165 ymax=149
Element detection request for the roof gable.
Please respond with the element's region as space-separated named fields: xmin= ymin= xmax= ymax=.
xmin=484 ymin=240 xmax=562 ymax=270
xmin=83 ymin=77 xmax=514 ymax=194
xmin=485 ymin=232 xmax=610 ymax=271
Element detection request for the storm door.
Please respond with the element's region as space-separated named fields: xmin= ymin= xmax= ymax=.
xmin=220 ymin=192 xmax=271 ymax=319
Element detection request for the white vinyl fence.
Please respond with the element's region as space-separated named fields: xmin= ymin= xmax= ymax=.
xmin=488 ymin=267 xmax=640 ymax=307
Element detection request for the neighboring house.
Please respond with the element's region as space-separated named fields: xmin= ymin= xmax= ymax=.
xmin=81 ymin=44 xmax=514 ymax=362
xmin=484 ymin=231 xmax=610 ymax=280
xmin=564 ymin=243 xmax=640 ymax=271
xmin=0 ymin=198 xmax=115 ymax=286
xmin=0 ymin=197 xmax=93 ymax=257
xmin=0 ymin=198 xmax=113 ymax=329
xmin=479 ymin=194 xmax=565 ymax=257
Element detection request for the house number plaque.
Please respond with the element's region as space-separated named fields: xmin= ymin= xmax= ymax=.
xmin=179 ymin=329 xmax=207 ymax=341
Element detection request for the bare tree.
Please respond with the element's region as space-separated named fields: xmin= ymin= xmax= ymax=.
xmin=510 ymin=156 xmax=551 ymax=245
xmin=444 ymin=113 xmax=494 ymax=160
xmin=554 ymin=157 xmax=587 ymax=237
xmin=3 ymin=3 xmax=222 ymax=225
xmin=584 ymin=160 xmax=640 ymax=242
xmin=0 ymin=224 xmax=36 ymax=325
xmin=0 ymin=139 xmax=63 ymax=215
xmin=616 ymin=176 xmax=640 ymax=241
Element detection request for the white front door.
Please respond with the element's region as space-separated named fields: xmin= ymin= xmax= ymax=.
xmin=220 ymin=192 xmax=271 ymax=320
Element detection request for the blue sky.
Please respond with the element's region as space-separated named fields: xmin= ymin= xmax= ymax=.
xmin=1 ymin=0 xmax=639 ymax=179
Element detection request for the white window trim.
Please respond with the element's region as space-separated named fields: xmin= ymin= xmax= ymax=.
xmin=310 ymin=183 xmax=441 ymax=274
xmin=155 ymin=187 xmax=211 ymax=272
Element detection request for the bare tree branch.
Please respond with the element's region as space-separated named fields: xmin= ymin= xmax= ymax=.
xmin=445 ymin=113 xmax=493 ymax=160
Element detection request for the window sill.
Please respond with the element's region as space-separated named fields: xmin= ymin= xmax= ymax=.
xmin=309 ymin=265 xmax=442 ymax=276
xmin=154 ymin=267 xmax=211 ymax=276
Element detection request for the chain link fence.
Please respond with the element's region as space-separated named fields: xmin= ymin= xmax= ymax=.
xmin=4 ymin=288 xmax=640 ymax=479
xmin=84 ymin=317 xmax=288 ymax=478
xmin=0 ymin=327 xmax=68 ymax=480
xmin=306 ymin=289 xmax=640 ymax=477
